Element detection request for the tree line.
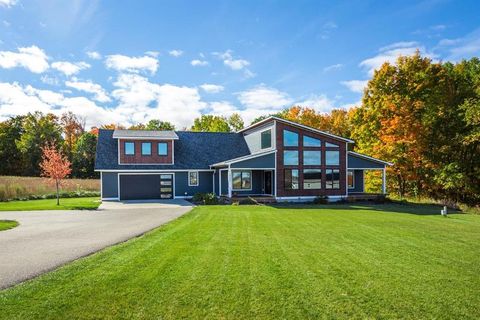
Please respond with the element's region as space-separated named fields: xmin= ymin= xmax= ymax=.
xmin=0 ymin=53 xmax=478 ymax=205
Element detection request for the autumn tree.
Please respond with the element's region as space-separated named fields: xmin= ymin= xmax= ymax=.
xmin=72 ymin=132 xmax=98 ymax=178
xmin=40 ymin=143 xmax=72 ymax=205
xmin=61 ymin=112 xmax=85 ymax=160
xmin=0 ymin=116 xmax=25 ymax=175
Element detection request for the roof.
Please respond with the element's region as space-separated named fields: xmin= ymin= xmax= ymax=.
xmin=348 ymin=151 xmax=393 ymax=166
xmin=112 ymin=129 xmax=179 ymax=140
xmin=238 ymin=116 xmax=355 ymax=143
xmin=210 ymin=150 xmax=276 ymax=167
xmin=95 ymin=129 xmax=250 ymax=170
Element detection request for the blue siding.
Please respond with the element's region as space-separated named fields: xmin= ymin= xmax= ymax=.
xmin=348 ymin=170 xmax=364 ymax=193
xmin=230 ymin=153 xmax=275 ymax=168
xmin=214 ymin=169 xmax=220 ymax=195
xmin=221 ymin=170 xmax=228 ymax=195
xmin=101 ymin=172 xmax=118 ymax=198
xmin=348 ymin=154 xmax=386 ymax=169
xmin=175 ymin=171 xmax=213 ymax=197
xmin=231 ymin=170 xmax=264 ymax=195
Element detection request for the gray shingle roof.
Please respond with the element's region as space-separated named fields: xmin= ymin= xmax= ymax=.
xmin=95 ymin=130 xmax=251 ymax=170
xmin=112 ymin=129 xmax=179 ymax=140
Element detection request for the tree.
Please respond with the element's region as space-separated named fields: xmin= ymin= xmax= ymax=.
xmin=101 ymin=123 xmax=126 ymax=130
xmin=191 ymin=115 xmax=231 ymax=132
xmin=16 ymin=112 xmax=63 ymax=176
xmin=40 ymin=143 xmax=72 ymax=205
xmin=128 ymin=123 xmax=146 ymax=130
xmin=60 ymin=112 xmax=85 ymax=160
xmin=227 ymin=113 xmax=244 ymax=131
xmin=72 ymin=132 xmax=98 ymax=178
xmin=0 ymin=116 xmax=25 ymax=175
xmin=145 ymin=119 xmax=175 ymax=130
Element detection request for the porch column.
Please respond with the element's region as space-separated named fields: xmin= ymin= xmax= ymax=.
xmin=382 ymin=168 xmax=386 ymax=194
xmin=227 ymin=167 xmax=232 ymax=197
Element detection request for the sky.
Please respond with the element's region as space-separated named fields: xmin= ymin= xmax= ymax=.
xmin=0 ymin=0 xmax=479 ymax=129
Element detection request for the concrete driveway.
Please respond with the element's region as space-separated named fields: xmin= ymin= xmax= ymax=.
xmin=0 ymin=200 xmax=193 ymax=289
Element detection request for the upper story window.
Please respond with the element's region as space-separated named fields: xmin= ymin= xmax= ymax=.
xmin=261 ymin=129 xmax=272 ymax=149
xmin=141 ymin=142 xmax=151 ymax=155
xmin=326 ymin=150 xmax=340 ymax=165
xmin=125 ymin=142 xmax=135 ymax=155
xmin=283 ymin=130 xmax=298 ymax=147
xmin=325 ymin=142 xmax=339 ymax=148
xmin=303 ymin=150 xmax=321 ymax=165
xmin=283 ymin=150 xmax=298 ymax=165
xmin=158 ymin=142 xmax=168 ymax=156
xmin=188 ymin=171 xmax=199 ymax=186
xmin=303 ymin=135 xmax=321 ymax=147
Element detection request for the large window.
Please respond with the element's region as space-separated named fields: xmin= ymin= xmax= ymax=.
xmin=284 ymin=169 xmax=299 ymax=190
xmin=348 ymin=170 xmax=354 ymax=189
xmin=303 ymin=135 xmax=321 ymax=147
xmin=158 ymin=142 xmax=168 ymax=156
xmin=325 ymin=142 xmax=339 ymax=148
xmin=283 ymin=130 xmax=298 ymax=147
xmin=232 ymin=171 xmax=252 ymax=190
xmin=326 ymin=150 xmax=339 ymax=165
xmin=125 ymin=142 xmax=135 ymax=155
xmin=188 ymin=171 xmax=199 ymax=186
xmin=303 ymin=150 xmax=321 ymax=165
xmin=326 ymin=169 xmax=340 ymax=189
xmin=261 ymin=129 xmax=272 ymax=149
xmin=304 ymin=169 xmax=321 ymax=189
xmin=283 ymin=150 xmax=299 ymax=165
xmin=141 ymin=142 xmax=151 ymax=155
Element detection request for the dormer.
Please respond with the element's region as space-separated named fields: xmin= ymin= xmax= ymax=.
xmin=113 ymin=130 xmax=179 ymax=165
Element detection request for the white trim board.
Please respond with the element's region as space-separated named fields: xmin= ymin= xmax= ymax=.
xmin=96 ymin=169 xmax=215 ymax=172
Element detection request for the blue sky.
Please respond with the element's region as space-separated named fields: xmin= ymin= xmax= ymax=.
xmin=0 ymin=0 xmax=479 ymax=128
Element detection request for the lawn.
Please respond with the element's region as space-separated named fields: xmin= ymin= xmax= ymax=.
xmin=0 ymin=197 xmax=100 ymax=211
xmin=0 ymin=204 xmax=479 ymax=319
xmin=0 ymin=220 xmax=18 ymax=231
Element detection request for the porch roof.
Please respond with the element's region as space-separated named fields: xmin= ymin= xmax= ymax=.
xmin=210 ymin=150 xmax=276 ymax=168
xmin=348 ymin=151 xmax=393 ymax=169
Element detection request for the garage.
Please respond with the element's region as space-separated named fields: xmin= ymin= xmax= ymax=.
xmin=119 ymin=174 xmax=174 ymax=200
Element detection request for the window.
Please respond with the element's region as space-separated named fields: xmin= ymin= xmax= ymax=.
xmin=283 ymin=130 xmax=298 ymax=147
xmin=303 ymin=135 xmax=321 ymax=147
xmin=283 ymin=150 xmax=298 ymax=165
xmin=261 ymin=129 xmax=272 ymax=149
xmin=303 ymin=150 xmax=321 ymax=165
xmin=284 ymin=169 xmax=299 ymax=190
xmin=158 ymin=142 xmax=168 ymax=156
xmin=304 ymin=169 xmax=321 ymax=189
xmin=232 ymin=171 xmax=251 ymax=190
xmin=326 ymin=150 xmax=339 ymax=165
xmin=348 ymin=170 xmax=354 ymax=189
xmin=188 ymin=171 xmax=199 ymax=186
xmin=325 ymin=142 xmax=339 ymax=148
xmin=124 ymin=142 xmax=135 ymax=155
xmin=141 ymin=142 xmax=151 ymax=155
xmin=326 ymin=169 xmax=340 ymax=189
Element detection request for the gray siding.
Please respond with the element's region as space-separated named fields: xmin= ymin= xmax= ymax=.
xmin=230 ymin=153 xmax=275 ymax=169
xmin=101 ymin=172 xmax=118 ymax=198
xmin=243 ymin=123 xmax=274 ymax=154
xmin=175 ymin=171 xmax=213 ymax=197
xmin=348 ymin=154 xmax=386 ymax=169
xmin=348 ymin=170 xmax=364 ymax=193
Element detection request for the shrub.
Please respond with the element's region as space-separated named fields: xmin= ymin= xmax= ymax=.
xmin=313 ymin=196 xmax=328 ymax=204
xmin=192 ymin=192 xmax=218 ymax=205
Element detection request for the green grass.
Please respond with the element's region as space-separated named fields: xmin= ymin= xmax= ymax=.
xmin=0 ymin=220 xmax=18 ymax=231
xmin=0 ymin=197 xmax=100 ymax=211
xmin=0 ymin=204 xmax=479 ymax=319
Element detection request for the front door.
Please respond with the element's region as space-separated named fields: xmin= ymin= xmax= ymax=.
xmin=160 ymin=174 xmax=173 ymax=199
xmin=264 ymin=171 xmax=272 ymax=195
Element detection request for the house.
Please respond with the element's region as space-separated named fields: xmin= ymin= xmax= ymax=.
xmin=95 ymin=116 xmax=392 ymax=202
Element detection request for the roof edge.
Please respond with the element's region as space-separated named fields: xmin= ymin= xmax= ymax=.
xmin=210 ymin=150 xmax=276 ymax=167
xmin=348 ymin=151 xmax=393 ymax=166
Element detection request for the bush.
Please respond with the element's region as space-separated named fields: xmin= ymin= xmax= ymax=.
xmin=1 ymin=190 xmax=100 ymax=202
xmin=192 ymin=192 xmax=218 ymax=205
xmin=313 ymin=196 xmax=328 ymax=204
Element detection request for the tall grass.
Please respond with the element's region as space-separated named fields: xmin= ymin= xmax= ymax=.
xmin=0 ymin=176 xmax=99 ymax=201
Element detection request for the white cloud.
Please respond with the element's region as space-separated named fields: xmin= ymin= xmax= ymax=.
xmin=86 ymin=51 xmax=101 ymax=60
xmin=323 ymin=63 xmax=344 ymax=72
xmin=51 ymin=61 xmax=90 ymax=76
xmin=169 ymin=50 xmax=183 ymax=57
xmin=191 ymin=59 xmax=208 ymax=67
xmin=145 ymin=51 xmax=160 ymax=57
xmin=0 ymin=46 xmax=49 ymax=73
xmin=200 ymin=83 xmax=224 ymax=93
xmin=438 ymin=27 xmax=480 ymax=60
xmin=105 ymin=54 xmax=158 ymax=74
xmin=215 ymin=50 xmax=250 ymax=70
xmin=341 ymin=80 xmax=368 ymax=93
xmin=0 ymin=0 xmax=18 ymax=8
xmin=319 ymin=21 xmax=338 ymax=40
xmin=65 ymin=78 xmax=111 ymax=103
xmin=237 ymin=85 xmax=292 ymax=110
xmin=209 ymin=101 xmax=238 ymax=115
xmin=295 ymin=94 xmax=336 ymax=113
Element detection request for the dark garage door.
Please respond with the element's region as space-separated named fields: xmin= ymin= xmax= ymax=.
xmin=119 ymin=174 xmax=173 ymax=200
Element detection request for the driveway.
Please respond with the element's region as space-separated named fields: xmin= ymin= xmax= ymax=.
xmin=0 ymin=200 xmax=193 ymax=289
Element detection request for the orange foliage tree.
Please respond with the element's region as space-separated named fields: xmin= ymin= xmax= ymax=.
xmin=40 ymin=143 xmax=72 ymax=205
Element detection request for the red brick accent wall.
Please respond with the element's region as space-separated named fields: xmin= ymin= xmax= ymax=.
xmin=275 ymin=122 xmax=347 ymax=197
xmin=119 ymin=139 xmax=173 ymax=164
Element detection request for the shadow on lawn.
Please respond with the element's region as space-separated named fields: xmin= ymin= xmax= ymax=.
xmin=268 ymin=201 xmax=462 ymax=216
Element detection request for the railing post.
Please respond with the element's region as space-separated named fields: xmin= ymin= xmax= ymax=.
xmin=228 ymin=167 xmax=232 ymax=198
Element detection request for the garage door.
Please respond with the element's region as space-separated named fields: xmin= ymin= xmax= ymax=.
xmin=119 ymin=174 xmax=173 ymax=200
